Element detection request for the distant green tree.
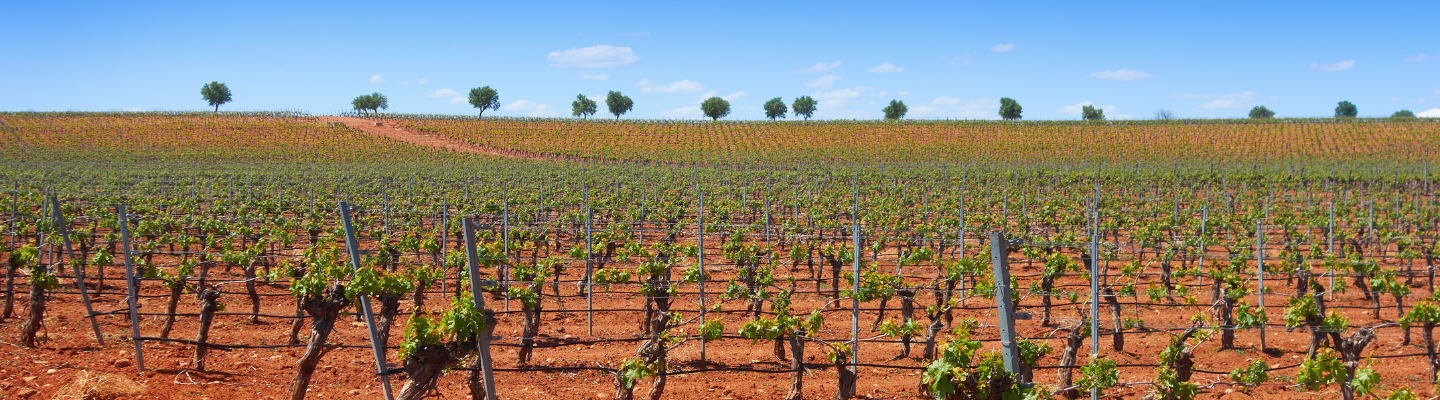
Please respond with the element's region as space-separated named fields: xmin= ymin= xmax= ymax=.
xmin=763 ymin=97 xmax=787 ymax=120
xmin=467 ymin=86 xmax=501 ymax=117
xmin=701 ymin=97 xmax=731 ymax=121
xmin=1249 ymin=105 xmax=1275 ymax=119
xmin=792 ymin=96 xmax=817 ymax=120
xmin=1153 ymin=109 xmax=1175 ymax=120
xmin=606 ymin=91 xmax=633 ymax=120
xmin=1081 ymin=105 xmax=1105 ymax=121
xmin=200 ymin=81 xmax=232 ymax=113
xmin=882 ymin=100 xmax=908 ymax=120
xmin=1392 ymin=110 xmax=1416 ymax=118
xmin=999 ymin=97 xmax=1022 ymax=120
xmin=571 ymin=94 xmax=598 ymax=119
xmin=351 ymin=93 xmax=389 ymax=117
xmin=1335 ymin=101 xmax=1357 ymax=118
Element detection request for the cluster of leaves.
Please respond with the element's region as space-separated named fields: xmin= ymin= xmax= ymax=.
xmin=398 ymin=293 xmax=489 ymax=360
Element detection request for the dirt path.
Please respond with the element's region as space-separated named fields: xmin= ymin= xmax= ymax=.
xmin=318 ymin=116 xmax=548 ymax=160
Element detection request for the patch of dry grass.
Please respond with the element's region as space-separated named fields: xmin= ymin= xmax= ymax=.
xmin=51 ymin=370 xmax=144 ymax=400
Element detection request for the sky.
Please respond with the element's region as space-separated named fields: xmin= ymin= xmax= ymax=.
xmin=2 ymin=0 xmax=1438 ymax=120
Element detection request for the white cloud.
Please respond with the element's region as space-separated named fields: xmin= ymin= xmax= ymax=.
xmin=637 ymin=79 xmax=704 ymax=93
xmin=1404 ymin=54 xmax=1435 ymax=62
xmin=991 ymin=43 xmax=1015 ymax=53
xmin=1058 ymin=101 xmax=1117 ymax=116
xmin=122 ymin=108 xmax=144 ymax=112
xmin=625 ymin=31 xmax=649 ymax=37
xmin=868 ymin=62 xmax=905 ymax=73
xmin=810 ymin=86 xmax=885 ymax=118
xmin=418 ymin=78 xmax=429 ymax=85
xmin=806 ymin=74 xmax=841 ymax=88
xmin=369 ymin=74 xmax=385 ymax=83
xmin=1418 ymin=108 xmax=1440 ymax=118
xmin=547 ymin=45 xmax=640 ymax=68
xmin=573 ymin=72 xmax=610 ymax=80
xmin=897 ymin=91 xmax=910 ymax=98
xmin=427 ymin=88 xmax=468 ymax=105
xmin=1434 ymin=88 xmax=1440 ymax=95
xmin=721 ymin=91 xmax=745 ymax=102
xmin=1088 ymin=68 xmax=1153 ymax=81
xmin=427 ymin=88 xmax=460 ymax=98
xmin=942 ymin=54 xmax=973 ymax=67
xmin=910 ymin=97 xmax=996 ymax=119
xmin=1310 ymin=60 xmax=1355 ymax=71
xmin=502 ymin=100 xmax=557 ymax=117
xmin=797 ymin=61 xmax=841 ymax=73
xmin=1175 ymin=91 xmax=1258 ymax=109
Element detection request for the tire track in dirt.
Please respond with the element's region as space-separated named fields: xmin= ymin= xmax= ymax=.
xmin=318 ymin=116 xmax=559 ymax=161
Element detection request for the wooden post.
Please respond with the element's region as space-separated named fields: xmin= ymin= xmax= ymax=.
xmin=50 ymin=196 xmax=104 ymax=345
xmin=463 ymin=217 xmax=500 ymax=400
xmin=117 ymin=205 xmax=145 ymax=375
xmin=338 ymin=202 xmax=396 ymax=400
xmin=1256 ymin=219 xmax=1267 ymax=350
xmin=989 ymin=231 xmax=1021 ymax=375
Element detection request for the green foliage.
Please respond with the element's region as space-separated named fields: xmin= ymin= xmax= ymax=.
xmin=763 ymin=97 xmax=788 ymax=120
xmin=351 ymin=92 xmax=389 ymax=116
xmin=922 ymin=335 xmax=983 ymax=399
xmin=701 ymin=318 xmax=724 ymax=341
xmin=883 ymin=100 xmax=908 ymax=120
xmin=701 ymin=97 xmax=731 ymax=121
xmin=606 ymin=91 xmax=634 ymax=119
xmin=1227 ymin=358 xmax=1269 ymax=386
xmin=1235 ymin=301 xmax=1268 ymax=328
xmin=1248 ymin=105 xmax=1275 ymax=119
xmin=28 ymin=265 xmax=59 ymax=291
xmin=1153 ymin=366 xmax=1199 ymax=400
xmin=1387 ymin=388 xmax=1418 ymax=400
xmin=439 ymin=292 xmax=489 ymax=342
xmin=1296 ymin=349 xmax=1346 ymax=391
xmin=617 ymin=357 xmax=655 ymax=389
xmin=1077 ymin=358 xmax=1119 ymax=395
xmin=399 ymin=312 xmax=443 ymax=360
xmin=878 ymin=318 xmax=923 ymax=338
xmin=467 ymin=86 xmax=501 ymax=117
xmin=571 ymin=94 xmax=598 ymax=119
xmin=1335 ymin=101 xmax=1358 ymax=118
xmin=791 ymin=96 xmax=817 ymax=120
xmin=1284 ymin=295 xmax=1320 ymax=328
xmin=1349 ymin=362 xmax=1379 ymax=398
xmin=1391 ymin=110 xmax=1415 ymax=118
xmin=1017 ymin=337 xmax=1051 ymax=365
xmin=200 ymin=81 xmax=232 ymax=112
xmin=999 ymin=97 xmax=1023 ymax=120
xmin=1082 ymin=105 xmax=1105 ymax=121
xmin=1400 ymin=301 xmax=1440 ymax=329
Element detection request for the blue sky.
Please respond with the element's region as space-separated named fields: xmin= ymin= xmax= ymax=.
xmin=2 ymin=0 xmax=1437 ymax=120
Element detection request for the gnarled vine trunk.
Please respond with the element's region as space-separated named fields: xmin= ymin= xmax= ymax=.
xmin=288 ymin=284 xmax=349 ymax=400
xmin=192 ymin=285 xmax=221 ymax=370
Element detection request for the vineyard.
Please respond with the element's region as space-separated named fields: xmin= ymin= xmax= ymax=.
xmin=1 ymin=112 xmax=1439 ymax=400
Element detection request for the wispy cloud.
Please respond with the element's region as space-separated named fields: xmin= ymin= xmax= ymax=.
xmin=1175 ymin=91 xmax=1258 ymax=109
xmin=1058 ymin=101 xmax=1117 ymax=116
xmin=810 ymin=86 xmax=884 ymax=118
xmin=427 ymin=88 xmax=467 ymax=105
xmin=547 ymin=45 xmax=640 ymax=68
xmin=1088 ymin=68 xmax=1153 ymax=81
xmin=910 ymin=97 xmax=996 ymax=119
xmin=1310 ymin=60 xmax=1355 ymax=71
xmin=942 ymin=54 xmax=972 ymax=67
xmin=637 ymin=79 xmax=704 ymax=93
xmin=502 ymin=100 xmax=556 ymax=117
xmin=418 ymin=78 xmax=429 ymax=85
xmin=868 ymin=62 xmax=905 ymax=73
xmin=624 ymin=31 xmax=649 ymax=37
xmin=991 ymin=43 xmax=1015 ymax=53
xmin=797 ymin=61 xmax=841 ymax=73
xmin=369 ymin=74 xmax=385 ymax=83
xmin=806 ymin=74 xmax=841 ymax=88
xmin=572 ymin=72 xmax=610 ymax=80
xmin=1404 ymin=54 xmax=1435 ymax=62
